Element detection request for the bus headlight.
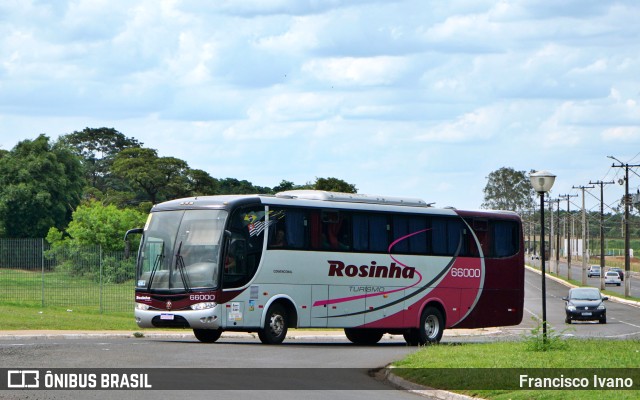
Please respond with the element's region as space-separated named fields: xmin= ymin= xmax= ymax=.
xmin=191 ymin=302 xmax=217 ymax=310
xmin=136 ymin=303 xmax=150 ymax=311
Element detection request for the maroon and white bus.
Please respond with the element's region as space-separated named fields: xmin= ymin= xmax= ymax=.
xmin=127 ymin=190 xmax=524 ymax=345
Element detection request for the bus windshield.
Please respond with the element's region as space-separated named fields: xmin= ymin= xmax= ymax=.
xmin=136 ymin=209 xmax=228 ymax=291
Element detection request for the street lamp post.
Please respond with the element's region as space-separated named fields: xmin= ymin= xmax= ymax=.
xmin=530 ymin=170 xmax=556 ymax=343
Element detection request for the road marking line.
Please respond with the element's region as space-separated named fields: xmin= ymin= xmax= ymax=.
xmin=617 ymin=320 xmax=640 ymax=329
xmin=523 ymin=307 xmax=539 ymax=318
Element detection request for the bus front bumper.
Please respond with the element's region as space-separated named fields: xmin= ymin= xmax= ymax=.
xmin=135 ymin=305 xmax=222 ymax=329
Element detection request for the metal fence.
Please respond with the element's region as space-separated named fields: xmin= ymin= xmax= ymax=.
xmin=0 ymin=239 xmax=134 ymax=313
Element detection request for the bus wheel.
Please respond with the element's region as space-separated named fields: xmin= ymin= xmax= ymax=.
xmin=418 ymin=306 xmax=444 ymax=344
xmin=258 ymin=303 xmax=288 ymax=344
xmin=344 ymin=328 xmax=384 ymax=345
xmin=193 ymin=328 xmax=222 ymax=343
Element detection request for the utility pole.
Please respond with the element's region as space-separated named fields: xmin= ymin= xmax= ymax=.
xmin=549 ymin=199 xmax=554 ymax=274
xmin=573 ymin=185 xmax=594 ymax=285
xmin=559 ymin=194 xmax=578 ymax=281
xmin=555 ymin=198 xmax=561 ymax=272
xmin=547 ymin=198 xmax=561 ymax=274
xmin=608 ymin=156 xmax=640 ymax=297
xmin=589 ymin=180 xmax=615 ymax=290
xmin=532 ymin=212 xmax=537 ymax=259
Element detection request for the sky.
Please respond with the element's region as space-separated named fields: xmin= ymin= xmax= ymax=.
xmin=1 ymin=0 xmax=640 ymax=213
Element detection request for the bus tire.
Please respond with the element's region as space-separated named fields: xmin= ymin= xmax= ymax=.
xmin=258 ymin=303 xmax=288 ymax=344
xmin=418 ymin=306 xmax=444 ymax=344
xmin=193 ymin=328 xmax=222 ymax=343
xmin=344 ymin=328 xmax=384 ymax=345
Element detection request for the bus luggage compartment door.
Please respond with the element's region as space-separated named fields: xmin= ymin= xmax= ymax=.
xmin=327 ymin=286 xmax=365 ymax=328
xmin=364 ymin=287 xmax=405 ymax=326
xmin=310 ymin=285 xmax=328 ymax=327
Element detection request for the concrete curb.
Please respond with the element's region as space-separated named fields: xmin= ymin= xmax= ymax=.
xmin=379 ymin=367 xmax=476 ymax=400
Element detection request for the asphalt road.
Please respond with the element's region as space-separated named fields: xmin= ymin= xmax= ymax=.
xmin=522 ymin=266 xmax=640 ymax=339
xmin=529 ymin=257 xmax=640 ymax=298
xmin=1 ymin=268 xmax=639 ymax=400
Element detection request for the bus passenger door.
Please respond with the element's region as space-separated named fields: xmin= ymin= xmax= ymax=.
xmin=310 ymin=285 xmax=328 ymax=327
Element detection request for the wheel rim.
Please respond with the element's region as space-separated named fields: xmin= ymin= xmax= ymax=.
xmin=424 ymin=315 xmax=440 ymax=339
xmin=269 ymin=314 xmax=285 ymax=337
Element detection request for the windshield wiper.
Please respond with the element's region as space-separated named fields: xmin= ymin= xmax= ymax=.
xmin=147 ymin=242 xmax=165 ymax=291
xmin=175 ymin=242 xmax=192 ymax=292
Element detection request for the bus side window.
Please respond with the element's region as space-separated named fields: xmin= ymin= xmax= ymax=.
xmin=492 ymin=221 xmax=519 ymax=258
xmin=268 ymin=208 xmax=306 ymax=249
xmin=432 ymin=217 xmax=466 ymax=256
xmin=391 ymin=216 xmax=428 ymax=255
xmin=409 ymin=217 xmax=429 ymax=254
xmin=467 ymin=218 xmax=490 ymax=257
xmin=322 ymin=211 xmax=350 ymax=251
xmin=352 ymin=213 xmax=388 ymax=253
xmin=431 ymin=218 xmax=447 ymax=255
xmin=310 ymin=211 xmax=322 ymax=249
xmin=392 ymin=216 xmax=410 ymax=253
xmin=448 ymin=219 xmax=465 ymax=256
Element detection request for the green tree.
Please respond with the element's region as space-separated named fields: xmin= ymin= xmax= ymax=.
xmin=58 ymin=127 xmax=142 ymax=193
xmin=47 ymin=200 xmax=147 ymax=251
xmin=312 ymin=177 xmax=357 ymax=193
xmin=0 ymin=135 xmax=85 ymax=237
xmin=217 ymin=178 xmax=271 ymax=194
xmin=481 ymin=167 xmax=535 ymax=212
xmin=112 ymin=147 xmax=190 ymax=204
xmin=272 ymin=180 xmax=298 ymax=193
xmin=46 ymin=200 xmax=146 ymax=282
xmin=187 ymin=169 xmax=219 ymax=196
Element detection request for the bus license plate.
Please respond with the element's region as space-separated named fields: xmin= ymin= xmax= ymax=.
xmin=160 ymin=314 xmax=175 ymax=320
xmin=581 ymin=312 xmax=592 ymax=316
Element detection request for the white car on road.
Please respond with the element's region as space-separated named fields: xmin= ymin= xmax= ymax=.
xmin=604 ymin=271 xmax=622 ymax=286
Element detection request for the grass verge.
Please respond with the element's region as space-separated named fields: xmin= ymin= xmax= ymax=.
xmin=0 ymin=303 xmax=140 ymax=331
xmin=393 ymin=338 xmax=640 ymax=399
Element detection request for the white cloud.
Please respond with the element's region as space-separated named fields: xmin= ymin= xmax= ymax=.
xmin=255 ymin=15 xmax=324 ymax=53
xmin=302 ymin=56 xmax=409 ymax=86
xmin=602 ymin=127 xmax=640 ymax=142
xmin=1 ymin=0 xmax=640 ymax=210
xmin=416 ymin=106 xmax=502 ymax=143
xmin=263 ymin=92 xmax=341 ymax=121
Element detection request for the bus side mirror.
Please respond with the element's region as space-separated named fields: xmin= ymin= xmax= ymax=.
xmin=124 ymin=228 xmax=144 ymax=259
